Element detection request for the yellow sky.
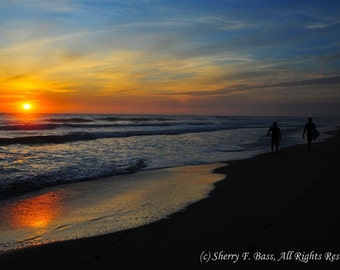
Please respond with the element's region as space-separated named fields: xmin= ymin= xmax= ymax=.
xmin=1 ymin=1 xmax=339 ymax=116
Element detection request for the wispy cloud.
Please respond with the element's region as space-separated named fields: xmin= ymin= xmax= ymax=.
xmin=6 ymin=0 xmax=80 ymax=13
xmin=167 ymin=75 xmax=340 ymax=97
xmin=0 ymin=0 xmax=339 ymax=115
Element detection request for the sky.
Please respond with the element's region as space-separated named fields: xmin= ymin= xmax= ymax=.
xmin=0 ymin=0 xmax=340 ymax=116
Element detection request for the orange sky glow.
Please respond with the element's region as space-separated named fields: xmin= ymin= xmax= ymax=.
xmin=1 ymin=1 xmax=339 ymax=116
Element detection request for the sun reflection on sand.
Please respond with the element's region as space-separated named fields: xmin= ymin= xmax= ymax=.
xmin=1 ymin=191 xmax=63 ymax=230
xmin=0 ymin=163 xmax=224 ymax=252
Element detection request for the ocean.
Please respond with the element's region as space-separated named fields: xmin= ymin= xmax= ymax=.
xmin=0 ymin=114 xmax=339 ymax=251
xmin=0 ymin=114 xmax=339 ymax=201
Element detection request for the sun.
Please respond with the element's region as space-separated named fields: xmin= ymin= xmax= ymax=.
xmin=22 ymin=103 xmax=32 ymax=111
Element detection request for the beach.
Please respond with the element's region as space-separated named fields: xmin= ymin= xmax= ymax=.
xmin=1 ymin=128 xmax=340 ymax=269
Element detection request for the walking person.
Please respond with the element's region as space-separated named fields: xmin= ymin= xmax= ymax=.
xmin=267 ymin=121 xmax=281 ymax=153
xmin=303 ymin=117 xmax=317 ymax=152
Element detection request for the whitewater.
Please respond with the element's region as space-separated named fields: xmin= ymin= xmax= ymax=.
xmin=0 ymin=114 xmax=339 ymax=200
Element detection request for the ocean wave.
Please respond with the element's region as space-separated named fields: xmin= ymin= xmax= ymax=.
xmin=0 ymin=124 xmax=58 ymax=131
xmin=45 ymin=117 xmax=94 ymax=123
xmin=121 ymin=158 xmax=148 ymax=173
xmin=0 ymin=126 xmax=231 ymax=145
xmin=0 ymin=158 xmax=148 ymax=201
xmin=0 ymin=120 xmax=212 ymax=131
xmin=95 ymin=116 xmax=173 ymax=122
xmin=0 ymin=122 xmax=174 ymax=131
xmin=1 ymin=114 xmax=257 ymax=134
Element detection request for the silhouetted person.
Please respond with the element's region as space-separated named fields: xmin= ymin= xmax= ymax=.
xmin=267 ymin=121 xmax=281 ymax=153
xmin=303 ymin=117 xmax=317 ymax=152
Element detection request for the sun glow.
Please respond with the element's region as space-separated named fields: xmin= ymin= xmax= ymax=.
xmin=23 ymin=103 xmax=31 ymax=110
xmin=22 ymin=103 xmax=32 ymax=111
xmin=2 ymin=191 xmax=63 ymax=229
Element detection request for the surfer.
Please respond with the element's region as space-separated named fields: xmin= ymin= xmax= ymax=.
xmin=267 ymin=121 xmax=281 ymax=153
xmin=303 ymin=117 xmax=317 ymax=152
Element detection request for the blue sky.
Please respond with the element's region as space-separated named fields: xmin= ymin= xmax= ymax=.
xmin=1 ymin=0 xmax=339 ymax=116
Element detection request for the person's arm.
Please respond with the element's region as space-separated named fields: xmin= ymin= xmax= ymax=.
xmin=267 ymin=127 xmax=271 ymax=135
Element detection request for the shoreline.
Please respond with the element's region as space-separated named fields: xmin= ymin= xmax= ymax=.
xmin=0 ymin=163 xmax=224 ymax=253
xmin=1 ymin=128 xmax=340 ymax=268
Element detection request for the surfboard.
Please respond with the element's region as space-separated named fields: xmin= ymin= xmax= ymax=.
xmin=313 ymin=130 xmax=320 ymax=141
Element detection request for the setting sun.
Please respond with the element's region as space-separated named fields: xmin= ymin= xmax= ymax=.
xmin=22 ymin=103 xmax=32 ymax=111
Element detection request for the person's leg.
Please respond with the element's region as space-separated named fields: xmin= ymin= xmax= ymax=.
xmin=275 ymin=140 xmax=279 ymax=152
xmin=307 ymin=136 xmax=312 ymax=151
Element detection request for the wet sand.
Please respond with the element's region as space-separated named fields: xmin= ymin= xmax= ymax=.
xmin=1 ymin=128 xmax=340 ymax=269
xmin=0 ymin=163 xmax=223 ymax=252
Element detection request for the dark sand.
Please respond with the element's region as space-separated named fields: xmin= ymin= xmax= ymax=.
xmin=1 ymin=129 xmax=340 ymax=269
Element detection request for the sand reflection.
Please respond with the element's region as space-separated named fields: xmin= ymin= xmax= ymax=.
xmin=1 ymin=191 xmax=63 ymax=229
xmin=0 ymin=163 xmax=224 ymax=252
